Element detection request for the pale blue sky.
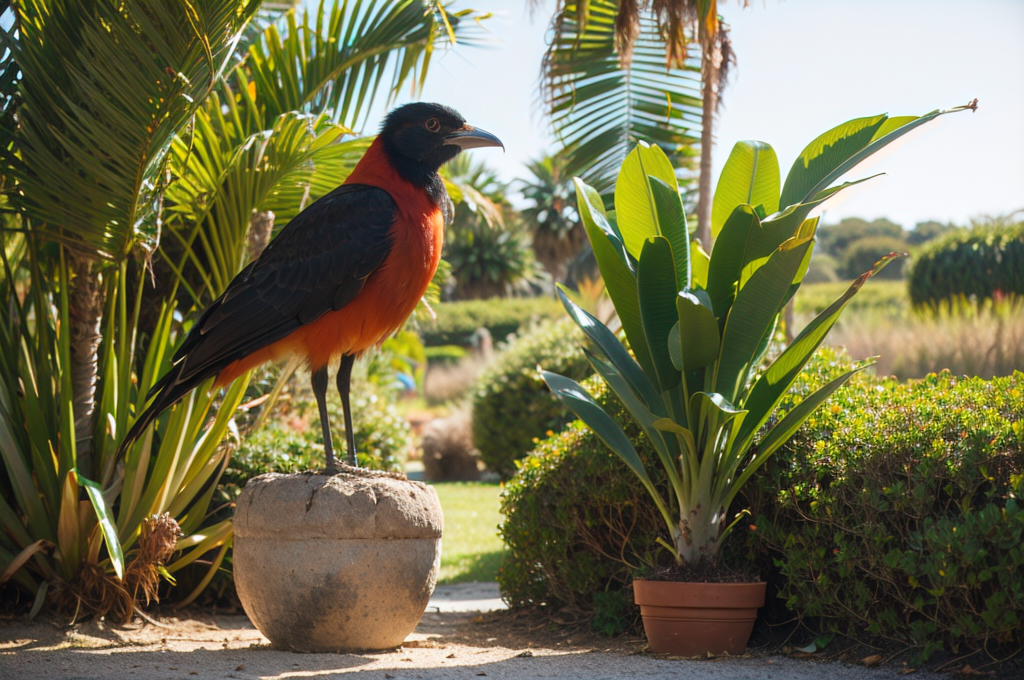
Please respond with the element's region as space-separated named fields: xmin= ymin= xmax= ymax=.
xmin=354 ymin=0 xmax=1024 ymax=228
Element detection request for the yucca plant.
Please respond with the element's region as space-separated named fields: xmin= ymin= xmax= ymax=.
xmin=0 ymin=241 xmax=248 ymax=618
xmin=543 ymin=103 xmax=977 ymax=567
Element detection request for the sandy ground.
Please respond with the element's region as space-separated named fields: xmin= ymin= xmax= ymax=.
xmin=0 ymin=584 xmax=957 ymax=680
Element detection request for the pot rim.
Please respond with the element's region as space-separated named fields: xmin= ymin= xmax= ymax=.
xmin=632 ymin=578 xmax=766 ymax=586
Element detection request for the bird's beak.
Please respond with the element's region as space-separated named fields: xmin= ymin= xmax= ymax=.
xmin=444 ymin=125 xmax=504 ymax=151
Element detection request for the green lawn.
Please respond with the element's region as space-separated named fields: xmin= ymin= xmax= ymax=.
xmin=430 ymin=481 xmax=504 ymax=584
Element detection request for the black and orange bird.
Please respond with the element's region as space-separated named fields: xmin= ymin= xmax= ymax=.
xmin=120 ymin=103 xmax=502 ymax=472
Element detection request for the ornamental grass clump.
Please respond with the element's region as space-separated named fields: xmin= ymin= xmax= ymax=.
xmin=543 ymin=103 xmax=977 ymax=570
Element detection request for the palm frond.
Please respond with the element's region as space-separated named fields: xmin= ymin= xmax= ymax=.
xmin=244 ymin=0 xmax=490 ymax=131
xmin=544 ymin=0 xmax=702 ymax=198
xmin=2 ymin=0 xmax=258 ymax=262
xmin=164 ymin=88 xmax=361 ymax=297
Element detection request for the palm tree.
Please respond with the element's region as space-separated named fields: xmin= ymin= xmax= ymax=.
xmin=0 ymin=0 xmax=492 ymax=617
xmin=543 ymin=0 xmax=702 ymax=199
xmin=443 ymin=155 xmax=537 ymax=299
xmin=2 ymin=0 xmax=260 ymax=477
xmin=520 ymin=153 xmax=585 ymax=284
xmin=544 ymin=0 xmax=735 ymax=245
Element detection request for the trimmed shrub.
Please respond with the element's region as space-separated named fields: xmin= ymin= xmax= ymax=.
xmin=748 ymin=370 xmax=1024 ymax=660
xmin=818 ymin=217 xmax=904 ymax=257
xmin=421 ymin=409 xmax=481 ymax=481
xmin=419 ymin=297 xmax=565 ymax=347
xmin=840 ymin=235 xmax=908 ymax=279
xmin=472 ymin=317 xmax=590 ymax=479
xmin=908 ymin=220 xmax=1024 ymax=308
xmin=498 ymin=375 xmax=670 ymax=614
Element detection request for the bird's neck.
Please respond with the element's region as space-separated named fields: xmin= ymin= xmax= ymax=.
xmin=347 ymin=137 xmax=449 ymax=215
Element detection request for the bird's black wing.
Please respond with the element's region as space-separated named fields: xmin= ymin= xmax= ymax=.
xmin=175 ymin=183 xmax=396 ymax=383
xmin=122 ymin=183 xmax=396 ymax=455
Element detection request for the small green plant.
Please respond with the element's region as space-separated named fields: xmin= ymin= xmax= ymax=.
xmin=544 ymin=104 xmax=975 ymax=568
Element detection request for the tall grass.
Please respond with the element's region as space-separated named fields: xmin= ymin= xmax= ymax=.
xmin=796 ymin=282 xmax=1024 ymax=381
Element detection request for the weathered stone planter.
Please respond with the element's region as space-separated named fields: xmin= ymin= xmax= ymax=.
xmin=233 ymin=470 xmax=443 ymax=652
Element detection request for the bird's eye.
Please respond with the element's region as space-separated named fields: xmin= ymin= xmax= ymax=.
xmin=425 ymin=118 xmax=441 ymax=133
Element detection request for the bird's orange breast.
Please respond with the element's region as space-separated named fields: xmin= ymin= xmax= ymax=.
xmin=214 ymin=139 xmax=444 ymax=386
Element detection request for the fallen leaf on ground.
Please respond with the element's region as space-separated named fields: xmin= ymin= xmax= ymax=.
xmin=861 ymin=654 xmax=882 ymax=667
xmin=957 ymin=665 xmax=992 ymax=676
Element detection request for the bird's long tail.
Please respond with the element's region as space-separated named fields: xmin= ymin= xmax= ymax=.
xmin=114 ymin=364 xmax=209 ymax=463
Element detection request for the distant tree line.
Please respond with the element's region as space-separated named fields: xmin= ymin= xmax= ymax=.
xmin=807 ymin=217 xmax=958 ymax=282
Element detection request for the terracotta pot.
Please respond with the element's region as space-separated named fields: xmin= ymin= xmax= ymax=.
xmin=234 ymin=471 xmax=443 ymax=652
xmin=632 ymin=579 xmax=766 ymax=656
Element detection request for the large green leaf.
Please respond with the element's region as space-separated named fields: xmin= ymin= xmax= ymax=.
xmin=649 ymin=177 xmax=690 ymax=286
xmin=779 ymin=104 xmax=976 ymax=209
xmin=541 ymin=370 xmax=672 ymax=525
xmin=574 ymin=178 xmax=656 ymax=381
xmin=673 ymin=292 xmax=719 ymax=371
xmin=736 ymin=252 xmax=903 ymax=446
xmin=715 ymin=236 xmax=813 ymax=401
xmin=76 ymin=471 xmax=124 ymax=580
xmin=545 ymin=0 xmax=701 ymax=196
xmin=615 ymin=141 xmax=680 ymax=261
xmin=712 ymin=141 xmax=780 ymax=239
xmin=556 ymin=287 xmax=663 ymax=413
xmin=637 ymin=236 xmax=681 ymax=391
xmin=706 ymin=204 xmax=760 ymax=326
xmin=690 ymin=239 xmax=710 ymax=289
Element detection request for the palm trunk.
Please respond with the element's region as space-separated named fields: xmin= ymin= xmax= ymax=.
xmin=69 ymin=251 xmax=105 ymax=479
xmin=247 ymin=210 xmax=275 ymax=263
xmin=695 ymin=38 xmax=721 ymax=250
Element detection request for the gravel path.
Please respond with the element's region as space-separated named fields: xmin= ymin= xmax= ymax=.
xmin=0 ymin=584 xmax=954 ymax=680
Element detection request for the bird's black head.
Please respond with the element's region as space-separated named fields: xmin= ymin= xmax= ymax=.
xmin=379 ymin=102 xmax=503 ymax=187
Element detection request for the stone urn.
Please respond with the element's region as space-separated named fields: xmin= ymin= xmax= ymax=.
xmin=233 ymin=470 xmax=443 ymax=651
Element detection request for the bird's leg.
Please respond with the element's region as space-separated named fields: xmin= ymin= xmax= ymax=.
xmin=312 ymin=366 xmax=338 ymax=474
xmin=336 ymin=353 xmax=357 ymax=467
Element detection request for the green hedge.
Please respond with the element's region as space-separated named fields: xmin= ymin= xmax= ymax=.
xmin=472 ymin=317 xmax=590 ymax=479
xmin=499 ymin=349 xmax=1024 ymax=657
xmin=749 ymin=370 xmax=1024 ymax=660
xmin=908 ymin=221 xmax=1024 ymax=308
xmin=418 ymin=297 xmax=564 ymax=347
